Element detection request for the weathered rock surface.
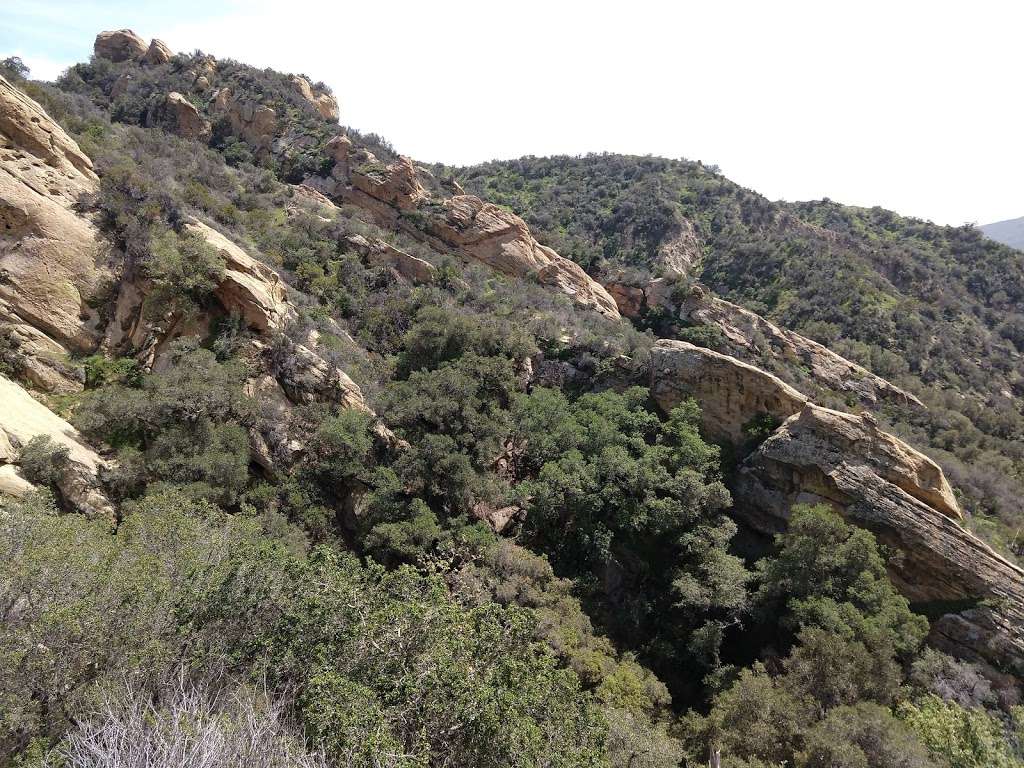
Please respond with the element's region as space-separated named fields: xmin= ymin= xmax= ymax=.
xmin=345 ymin=234 xmax=436 ymax=284
xmin=351 ymin=156 xmax=428 ymax=212
xmin=0 ymin=75 xmax=111 ymax=390
xmin=94 ymin=29 xmax=147 ymax=62
xmin=650 ymin=339 xmax=808 ymax=443
xmin=676 ymin=286 xmax=923 ymax=409
xmin=156 ymin=92 xmax=211 ymax=141
xmin=142 ymin=38 xmax=173 ymax=65
xmin=184 ymin=219 xmax=294 ymax=331
xmin=0 ymin=374 xmax=114 ymax=519
xmin=290 ymin=75 xmax=338 ymax=121
xmin=426 ymin=195 xmax=620 ymax=318
xmin=734 ymin=403 xmax=1024 ymax=673
xmin=211 ymin=88 xmax=277 ymax=154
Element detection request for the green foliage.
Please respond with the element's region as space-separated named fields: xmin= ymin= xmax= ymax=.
xmin=75 ymin=342 xmax=253 ymax=505
xmin=16 ymin=436 xmax=70 ymax=488
xmin=797 ymin=702 xmax=939 ymax=768
xmin=898 ymin=695 xmax=1024 ymax=768
xmin=142 ymin=227 xmax=226 ymax=318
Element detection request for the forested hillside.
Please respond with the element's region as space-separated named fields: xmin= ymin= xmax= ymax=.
xmin=0 ymin=32 xmax=1022 ymax=768
xmin=454 ymin=154 xmax=1024 ymax=554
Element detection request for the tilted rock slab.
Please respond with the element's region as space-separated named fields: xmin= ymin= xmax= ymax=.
xmin=676 ymin=286 xmax=923 ymax=409
xmin=735 ymin=403 xmax=1024 ymax=674
xmin=650 ymin=339 xmax=808 ymax=443
xmin=312 ymin=138 xmax=619 ymax=318
xmin=0 ymin=374 xmax=114 ymax=520
xmin=0 ymin=74 xmax=112 ymax=391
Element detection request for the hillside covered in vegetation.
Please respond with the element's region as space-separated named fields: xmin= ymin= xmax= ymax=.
xmin=0 ymin=30 xmax=1023 ymax=768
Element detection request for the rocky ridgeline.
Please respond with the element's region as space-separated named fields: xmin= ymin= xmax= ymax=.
xmin=650 ymin=339 xmax=1024 ymax=675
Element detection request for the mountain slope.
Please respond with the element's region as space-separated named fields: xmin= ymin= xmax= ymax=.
xmin=2 ymin=30 xmax=1024 ymax=768
xmin=982 ymin=215 xmax=1024 ymax=250
xmin=452 ymin=154 xmax=1024 ymax=554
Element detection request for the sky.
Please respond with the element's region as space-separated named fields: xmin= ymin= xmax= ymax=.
xmin=3 ymin=0 xmax=1021 ymax=226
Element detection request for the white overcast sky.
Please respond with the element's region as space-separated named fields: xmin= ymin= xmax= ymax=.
xmin=4 ymin=0 xmax=1021 ymax=226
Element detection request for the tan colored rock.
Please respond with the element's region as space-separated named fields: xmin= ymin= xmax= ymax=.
xmin=94 ymin=29 xmax=147 ymax=62
xmin=676 ymin=286 xmax=923 ymax=409
xmin=142 ymin=38 xmax=173 ymax=65
xmin=428 ymin=195 xmax=620 ymax=318
xmin=650 ymin=339 xmax=808 ymax=443
xmin=657 ymin=218 xmax=702 ymax=277
xmin=471 ymin=500 xmax=523 ymax=533
xmin=351 ymin=156 xmax=428 ymax=211
xmin=211 ymin=88 xmax=277 ymax=152
xmin=345 ymin=234 xmax=435 ymax=285
xmin=0 ymin=374 xmax=113 ymax=519
xmin=0 ymin=463 xmax=35 ymax=498
xmin=184 ymin=219 xmax=295 ymax=332
xmin=733 ymin=403 xmax=1024 ymax=673
xmin=0 ymin=75 xmax=111 ymax=361
xmin=289 ymin=76 xmax=339 ymax=121
xmin=158 ymin=92 xmax=211 ymax=141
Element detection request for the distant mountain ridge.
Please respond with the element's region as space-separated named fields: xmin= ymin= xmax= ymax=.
xmin=982 ymin=215 xmax=1024 ymax=250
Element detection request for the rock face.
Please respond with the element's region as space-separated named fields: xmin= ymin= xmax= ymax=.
xmin=351 ymin=156 xmax=428 ymax=211
xmin=211 ymin=88 xmax=277 ymax=154
xmin=0 ymin=374 xmax=114 ymax=520
xmin=93 ymin=29 xmax=147 ymax=62
xmin=0 ymin=75 xmax=111 ymax=391
xmin=290 ymin=76 xmax=338 ymax=121
xmin=156 ymin=92 xmax=210 ymax=141
xmin=676 ymin=286 xmax=923 ymax=409
xmin=308 ymin=138 xmax=619 ymax=318
xmin=650 ymin=339 xmax=808 ymax=443
xmin=734 ymin=403 xmax=1024 ymax=674
xmin=183 ymin=219 xmax=294 ymax=332
xmin=142 ymin=38 xmax=173 ymax=65
xmin=426 ymin=195 xmax=620 ymax=318
xmin=345 ymin=234 xmax=436 ymax=285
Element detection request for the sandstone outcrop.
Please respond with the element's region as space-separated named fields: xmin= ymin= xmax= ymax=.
xmin=650 ymin=339 xmax=808 ymax=443
xmin=676 ymin=286 xmax=923 ymax=408
xmin=611 ymin=277 xmax=920 ymax=409
xmin=142 ymin=38 xmax=173 ymax=65
xmin=309 ymin=138 xmax=619 ymax=318
xmin=425 ymin=195 xmax=620 ymax=318
xmin=345 ymin=234 xmax=436 ymax=285
xmin=290 ymin=75 xmax=338 ymax=121
xmin=184 ymin=219 xmax=294 ymax=331
xmin=211 ymin=88 xmax=277 ymax=154
xmin=351 ymin=156 xmax=428 ymax=211
xmin=156 ymin=92 xmax=211 ymax=141
xmin=0 ymin=75 xmax=111 ymax=391
xmin=734 ymin=403 xmax=1024 ymax=673
xmin=0 ymin=374 xmax=114 ymax=520
xmin=94 ymin=29 xmax=147 ymax=62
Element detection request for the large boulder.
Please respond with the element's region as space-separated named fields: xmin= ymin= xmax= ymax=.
xmin=734 ymin=403 xmax=1024 ymax=674
xmin=290 ymin=76 xmax=338 ymax=121
xmin=650 ymin=339 xmax=808 ymax=443
xmin=141 ymin=38 xmax=173 ymax=65
xmin=93 ymin=29 xmax=147 ymax=62
xmin=345 ymin=234 xmax=435 ymax=285
xmin=0 ymin=374 xmax=114 ymax=520
xmin=0 ymin=75 xmax=112 ymax=390
xmin=211 ymin=88 xmax=277 ymax=154
xmin=184 ymin=219 xmax=294 ymax=332
xmin=351 ymin=156 xmax=428 ymax=212
xmin=154 ymin=92 xmax=210 ymax=141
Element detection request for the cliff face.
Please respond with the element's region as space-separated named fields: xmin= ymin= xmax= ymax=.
xmin=0 ymin=74 xmax=113 ymax=393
